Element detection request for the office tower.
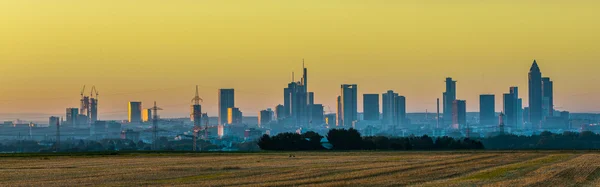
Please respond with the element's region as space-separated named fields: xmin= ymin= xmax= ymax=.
xmin=479 ymin=94 xmax=495 ymax=126
xmin=452 ymin=100 xmax=466 ymax=129
xmin=382 ymin=90 xmax=398 ymax=126
xmin=275 ymin=104 xmax=285 ymax=120
xmin=436 ymin=98 xmax=440 ymax=128
xmin=89 ymin=97 xmax=98 ymax=123
xmin=128 ymin=102 xmax=142 ymax=123
xmin=325 ymin=114 xmax=336 ymax=126
xmin=142 ymin=109 xmax=153 ymax=122
xmin=509 ymin=87 xmax=523 ymax=128
xmin=227 ymin=107 xmax=242 ymax=125
xmin=283 ymin=87 xmax=291 ymax=117
xmin=308 ymin=92 xmax=315 ymax=106
xmin=336 ymin=96 xmax=342 ymax=126
xmin=191 ymin=86 xmax=203 ymax=126
xmin=258 ymin=109 xmax=273 ymax=128
xmin=542 ymin=77 xmax=554 ymax=117
xmin=443 ymin=77 xmax=457 ymax=127
xmin=49 ymin=116 xmax=60 ymax=127
xmin=294 ymin=85 xmax=308 ymax=126
xmin=66 ymin=108 xmax=78 ymax=126
xmin=363 ymin=94 xmax=380 ymax=121
xmin=219 ymin=89 xmax=235 ymax=125
xmin=503 ymin=93 xmax=515 ymax=128
xmin=310 ymin=104 xmax=324 ymax=126
xmin=395 ymin=96 xmax=407 ymax=129
xmin=340 ymin=84 xmax=358 ymax=127
xmin=528 ymin=60 xmax=543 ymax=127
xmin=516 ymin=98 xmax=523 ymax=129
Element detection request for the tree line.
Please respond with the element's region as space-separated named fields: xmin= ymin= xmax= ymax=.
xmin=483 ymin=131 xmax=600 ymax=150
xmin=258 ymin=128 xmax=484 ymax=151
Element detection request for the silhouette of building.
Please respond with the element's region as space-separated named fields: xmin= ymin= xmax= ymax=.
xmin=510 ymin=87 xmax=523 ymax=129
xmin=142 ymin=109 xmax=152 ymax=122
xmin=310 ymin=104 xmax=324 ymax=126
xmin=528 ymin=60 xmax=543 ymax=128
xmin=258 ymin=109 xmax=273 ymax=128
xmin=227 ymin=107 xmax=242 ymax=125
xmin=219 ymin=89 xmax=235 ymax=125
xmin=340 ymin=84 xmax=358 ymax=127
xmin=382 ymin=90 xmax=398 ymax=127
xmin=128 ymin=102 xmax=142 ymax=123
xmin=542 ymin=77 xmax=554 ymax=117
xmin=363 ymin=94 xmax=380 ymax=121
xmin=275 ymin=104 xmax=285 ymax=121
xmin=503 ymin=93 xmax=515 ymax=128
xmin=443 ymin=77 xmax=457 ymax=127
xmin=452 ymin=100 xmax=466 ymax=129
xmin=395 ymin=95 xmax=407 ymax=129
xmin=479 ymin=94 xmax=495 ymax=126
xmin=49 ymin=116 xmax=60 ymax=127
xmin=66 ymin=108 xmax=78 ymax=126
xmin=336 ymin=96 xmax=342 ymax=126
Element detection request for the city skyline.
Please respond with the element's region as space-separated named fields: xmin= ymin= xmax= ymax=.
xmin=2 ymin=1 xmax=600 ymax=120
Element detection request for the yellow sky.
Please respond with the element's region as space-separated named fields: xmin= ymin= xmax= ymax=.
xmin=1 ymin=1 xmax=599 ymax=119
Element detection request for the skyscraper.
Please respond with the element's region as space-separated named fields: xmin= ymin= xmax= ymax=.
xmin=66 ymin=108 xmax=78 ymax=126
xmin=479 ymin=94 xmax=495 ymax=126
xmin=509 ymin=87 xmax=523 ymax=128
xmin=382 ymin=90 xmax=398 ymax=126
xmin=363 ymin=94 xmax=380 ymax=121
xmin=128 ymin=102 xmax=142 ymax=123
xmin=219 ymin=89 xmax=235 ymax=125
xmin=275 ymin=104 xmax=285 ymax=121
xmin=395 ymin=95 xmax=407 ymax=129
xmin=142 ymin=109 xmax=152 ymax=122
xmin=452 ymin=100 xmax=466 ymax=129
xmin=336 ymin=96 xmax=342 ymax=127
xmin=227 ymin=107 xmax=242 ymax=125
xmin=542 ymin=77 xmax=554 ymax=117
xmin=528 ymin=60 xmax=543 ymax=127
xmin=258 ymin=109 xmax=273 ymax=128
xmin=310 ymin=104 xmax=324 ymax=126
xmin=340 ymin=84 xmax=358 ymax=127
xmin=443 ymin=77 xmax=457 ymax=127
xmin=503 ymin=93 xmax=515 ymax=128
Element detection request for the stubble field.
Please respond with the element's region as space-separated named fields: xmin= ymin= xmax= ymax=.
xmin=1 ymin=151 xmax=600 ymax=186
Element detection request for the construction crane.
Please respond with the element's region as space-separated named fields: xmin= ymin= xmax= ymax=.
xmin=90 ymin=86 xmax=99 ymax=99
xmin=150 ymin=101 xmax=163 ymax=151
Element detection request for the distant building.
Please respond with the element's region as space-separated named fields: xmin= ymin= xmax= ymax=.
xmin=258 ymin=109 xmax=273 ymax=128
xmin=503 ymin=93 xmax=515 ymax=128
xmin=142 ymin=109 xmax=153 ymax=122
xmin=121 ymin=129 xmax=140 ymax=142
xmin=452 ymin=100 xmax=466 ymax=129
xmin=190 ymin=104 xmax=202 ymax=126
xmin=542 ymin=77 xmax=554 ymax=117
xmin=528 ymin=60 xmax=543 ymax=128
xmin=128 ymin=102 xmax=142 ymax=123
xmin=336 ymin=96 xmax=342 ymax=126
xmin=310 ymin=104 xmax=324 ymax=126
xmin=275 ymin=104 xmax=285 ymax=121
xmin=479 ymin=94 xmax=495 ymax=126
xmin=395 ymin=95 xmax=407 ymax=128
xmin=443 ymin=77 xmax=457 ymax=127
xmin=340 ymin=84 xmax=358 ymax=127
xmin=363 ymin=94 xmax=380 ymax=121
xmin=227 ymin=107 xmax=242 ymax=125
xmin=219 ymin=89 xmax=235 ymax=125
xmin=382 ymin=90 xmax=398 ymax=127
xmin=49 ymin=116 xmax=60 ymax=127
xmin=66 ymin=108 xmax=79 ymax=126
xmin=325 ymin=114 xmax=336 ymax=127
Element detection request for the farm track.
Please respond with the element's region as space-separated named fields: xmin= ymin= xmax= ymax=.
xmin=0 ymin=151 xmax=599 ymax=186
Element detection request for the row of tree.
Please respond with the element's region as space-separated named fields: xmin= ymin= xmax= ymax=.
xmin=258 ymin=128 xmax=484 ymax=151
xmin=483 ymin=131 xmax=600 ymax=150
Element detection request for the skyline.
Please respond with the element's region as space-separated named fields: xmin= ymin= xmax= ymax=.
xmin=2 ymin=1 xmax=600 ymax=120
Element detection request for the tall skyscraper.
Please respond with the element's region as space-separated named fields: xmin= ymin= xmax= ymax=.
xmin=542 ymin=77 xmax=554 ymax=117
xmin=528 ymin=60 xmax=543 ymax=127
xmin=503 ymin=93 xmax=515 ymax=128
xmin=395 ymin=95 xmax=407 ymax=129
xmin=340 ymin=84 xmax=358 ymax=127
xmin=363 ymin=94 xmax=380 ymax=121
xmin=89 ymin=97 xmax=98 ymax=123
xmin=283 ymin=63 xmax=310 ymax=127
xmin=310 ymin=104 xmax=324 ymax=126
xmin=479 ymin=94 xmax=495 ymax=126
xmin=128 ymin=102 xmax=142 ymax=123
xmin=443 ymin=77 xmax=457 ymax=127
xmin=258 ymin=109 xmax=273 ymax=128
xmin=218 ymin=89 xmax=235 ymax=125
xmin=142 ymin=109 xmax=152 ymax=122
xmin=336 ymin=96 xmax=342 ymax=127
xmin=509 ymin=87 xmax=523 ymax=128
xmin=382 ymin=90 xmax=398 ymax=126
xmin=66 ymin=108 xmax=78 ymax=126
xmin=452 ymin=100 xmax=466 ymax=129
xmin=275 ymin=104 xmax=285 ymax=121
xmin=227 ymin=107 xmax=242 ymax=125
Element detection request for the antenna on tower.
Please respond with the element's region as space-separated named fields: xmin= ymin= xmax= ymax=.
xmin=191 ymin=85 xmax=203 ymax=105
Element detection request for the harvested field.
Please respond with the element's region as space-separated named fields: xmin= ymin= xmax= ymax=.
xmin=1 ymin=151 xmax=599 ymax=186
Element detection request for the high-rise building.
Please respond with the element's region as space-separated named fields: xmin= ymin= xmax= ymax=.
xmin=363 ymin=94 xmax=380 ymax=121
xmin=308 ymin=92 xmax=315 ymax=105
xmin=542 ymin=77 xmax=554 ymax=117
xmin=443 ymin=77 xmax=457 ymax=127
xmin=283 ymin=87 xmax=291 ymax=117
xmin=395 ymin=95 xmax=407 ymax=128
xmin=190 ymin=104 xmax=202 ymax=126
xmin=325 ymin=114 xmax=336 ymax=127
xmin=452 ymin=100 xmax=466 ymax=129
xmin=310 ymin=104 xmax=324 ymax=126
xmin=275 ymin=104 xmax=285 ymax=121
xmin=219 ymin=89 xmax=235 ymax=125
xmin=382 ymin=90 xmax=398 ymax=126
xmin=503 ymin=93 xmax=516 ymax=128
xmin=340 ymin=84 xmax=358 ymax=127
xmin=528 ymin=60 xmax=543 ymax=127
xmin=142 ymin=109 xmax=153 ymax=122
xmin=479 ymin=94 xmax=495 ymax=126
xmin=89 ymin=97 xmax=98 ymax=123
xmin=49 ymin=116 xmax=60 ymax=127
xmin=336 ymin=96 xmax=342 ymax=127
xmin=510 ymin=87 xmax=523 ymax=128
xmin=66 ymin=108 xmax=78 ymax=126
xmin=128 ymin=102 xmax=142 ymax=123
xmin=516 ymin=98 xmax=523 ymax=129
xmin=227 ymin=107 xmax=242 ymax=125
xmin=258 ymin=109 xmax=273 ymax=128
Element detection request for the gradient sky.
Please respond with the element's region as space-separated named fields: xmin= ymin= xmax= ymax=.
xmin=1 ymin=1 xmax=599 ymax=120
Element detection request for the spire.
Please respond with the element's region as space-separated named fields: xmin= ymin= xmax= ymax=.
xmin=530 ymin=59 xmax=540 ymax=72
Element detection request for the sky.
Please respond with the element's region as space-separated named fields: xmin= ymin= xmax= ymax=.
xmin=1 ymin=0 xmax=599 ymax=121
